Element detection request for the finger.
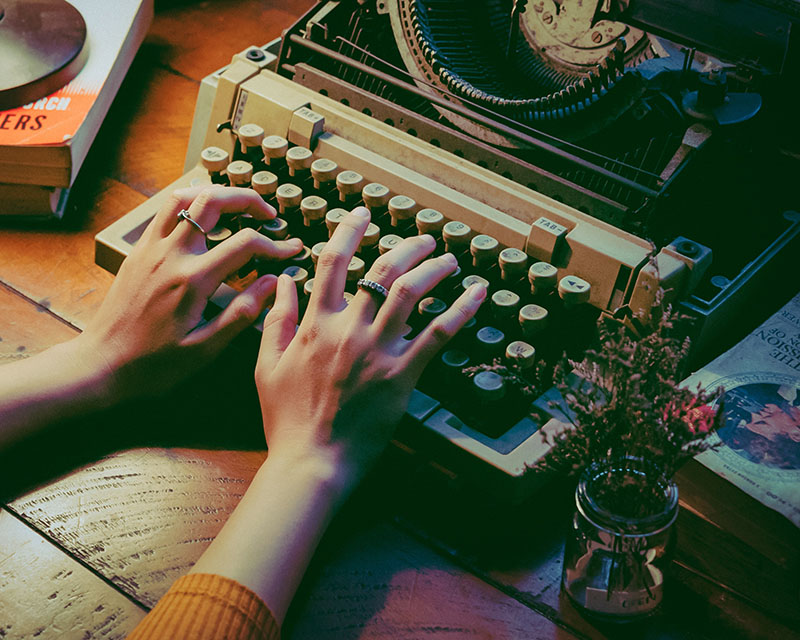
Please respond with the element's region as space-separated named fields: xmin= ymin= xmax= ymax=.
xmin=402 ymin=282 xmax=487 ymax=378
xmin=182 ymin=275 xmax=277 ymax=356
xmin=310 ymin=207 xmax=370 ymax=312
xmin=258 ymin=273 xmax=299 ymax=374
xmin=188 ymin=186 xmax=275 ymax=231
xmin=374 ymin=252 xmax=459 ymax=338
xmin=350 ymin=234 xmax=437 ymax=321
xmin=197 ymin=229 xmax=303 ymax=285
xmin=177 ymin=186 xmax=277 ymax=252
xmin=149 ymin=185 xmax=212 ymax=239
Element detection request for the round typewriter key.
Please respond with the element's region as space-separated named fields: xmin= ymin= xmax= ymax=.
xmin=287 ymin=146 xmax=313 ymax=169
xmin=282 ymin=265 xmax=309 ymax=290
xmin=441 ymin=349 xmax=470 ymax=371
xmin=417 ymin=296 xmax=447 ymax=320
xmin=342 ymin=292 xmax=355 ymax=306
xmin=461 ymin=274 xmax=489 ymax=294
xmin=276 ymin=183 xmax=303 ymax=214
xmin=200 ymin=146 xmax=230 ymax=175
xmin=259 ymin=217 xmax=289 ymax=241
xmin=311 ymin=158 xmax=339 ymax=188
xmin=346 ymin=256 xmax=366 ymax=290
xmin=473 ymin=371 xmax=506 ymax=401
xmin=206 ymin=225 xmax=232 ymax=248
xmin=226 ymin=160 xmax=253 ymax=187
xmin=440 ymin=349 xmax=470 ymax=389
xmin=303 ymin=278 xmax=315 ymax=298
xmin=325 ymin=208 xmax=348 ymax=236
xmin=491 ymin=289 xmax=521 ymax=319
xmin=311 ymin=242 xmax=327 ymax=268
xmin=336 ymin=171 xmax=365 ymax=200
xmin=378 ymin=233 xmax=403 ymax=255
xmin=558 ymin=275 xmax=592 ymax=306
xmin=388 ymin=195 xmax=416 ymax=223
xmin=476 ymin=326 xmax=505 ymax=359
xmin=499 ymin=248 xmax=528 ymax=281
xmin=470 ymin=234 xmax=500 ymax=269
xmin=362 ymin=183 xmax=391 ymax=209
xmin=300 ymin=195 xmax=327 ymax=224
xmin=528 ymin=261 xmax=558 ymax=295
xmin=237 ymin=123 xmax=265 ymax=150
xmin=443 ymin=220 xmax=472 ymax=253
xmin=416 ymin=208 xmax=445 ymax=236
xmin=289 ymin=245 xmax=313 ymax=269
xmin=506 ymin=340 xmax=536 ymax=369
xmin=358 ymin=223 xmax=380 ymax=253
xmin=519 ymin=304 xmax=548 ymax=337
xmin=251 ymin=171 xmax=278 ymax=197
xmin=262 ymin=135 xmax=289 ymax=161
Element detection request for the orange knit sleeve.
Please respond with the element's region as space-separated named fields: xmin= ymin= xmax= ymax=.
xmin=126 ymin=573 xmax=279 ymax=640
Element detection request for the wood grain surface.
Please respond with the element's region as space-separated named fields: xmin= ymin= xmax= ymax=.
xmin=0 ymin=1 xmax=795 ymax=638
xmin=0 ymin=510 xmax=146 ymax=639
xmin=10 ymin=449 xmax=582 ymax=640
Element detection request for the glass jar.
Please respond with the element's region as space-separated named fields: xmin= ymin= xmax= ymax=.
xmin=561 ymin=457 xmax=678 ymax=622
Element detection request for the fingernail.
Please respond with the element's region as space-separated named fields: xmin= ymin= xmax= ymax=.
xmin=289 ymin=237 xmax=303 ymax=247
xmin=352 ymin=206 xmax=370 ymax=218
xmin=468 ymin=283 xmax=487 ymax=302
xmin=442 ymin=252 xmax=457 ymax=265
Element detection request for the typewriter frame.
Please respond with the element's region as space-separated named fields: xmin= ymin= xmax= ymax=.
xmin=95 ymin=40 xmax=800 ymax=499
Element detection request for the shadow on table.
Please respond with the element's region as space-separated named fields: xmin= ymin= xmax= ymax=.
xmin=0 ymin=339 xmax=265 ymax=501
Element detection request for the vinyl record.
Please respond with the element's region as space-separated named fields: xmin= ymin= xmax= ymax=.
xmin=0 ymin=0 xmax=88 ymax=110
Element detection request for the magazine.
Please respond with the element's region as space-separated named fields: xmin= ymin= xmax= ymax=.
xmin=684 ymin=291 xmax=800 ymax=528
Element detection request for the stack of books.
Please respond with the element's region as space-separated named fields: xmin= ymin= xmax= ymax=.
xmin=676 ymin=291 xmax=800 ymax=626
xmin=0 ymin=0 xmax=153 ymax=218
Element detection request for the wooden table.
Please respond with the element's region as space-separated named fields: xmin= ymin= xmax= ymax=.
xmin=1 ymin=3 xmax=798 ymax=638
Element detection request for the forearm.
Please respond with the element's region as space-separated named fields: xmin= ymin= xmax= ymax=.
xmin=189 ymin=447 xmax=353 ymax=624
xmin=0 ymin=335 xmax=113 ymax=449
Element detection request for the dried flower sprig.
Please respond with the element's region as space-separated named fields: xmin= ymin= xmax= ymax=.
xmin=533 ymin=296 xmax=724 ymax=517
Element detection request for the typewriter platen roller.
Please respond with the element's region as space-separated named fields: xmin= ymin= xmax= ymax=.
xmin=95 ymin=0 xmax=800 ymax=498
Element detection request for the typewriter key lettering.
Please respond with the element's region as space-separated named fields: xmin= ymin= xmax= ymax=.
xmin=325 ymin=208 xmax=348 ymax=236
xmin=506 ymin=340 xmax=536 ymax=369
xmin=201 ymin=146 xmax=230 ymax=175
xmin=237 ymin=123 xmax=265 ymax=151
xmin=559 ymin=275 xmax=592 ymax=306
xmin=378 ymin=233 xmax=403 ymax=254
xmin=226 ymin=160 xmax=253 ymax=187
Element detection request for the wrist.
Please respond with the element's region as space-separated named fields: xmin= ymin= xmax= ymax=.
xmin=57 ymin=334 xmax=119 ymax=409
xmin=259 ymin=441 xmax=361 ymax=509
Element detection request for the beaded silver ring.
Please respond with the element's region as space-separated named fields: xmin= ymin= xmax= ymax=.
xmin=356 ymin=278 xmax=389 ymax=302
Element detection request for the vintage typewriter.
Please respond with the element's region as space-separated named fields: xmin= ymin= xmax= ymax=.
xmin=96 ymin=0 xmax=800 ymax=498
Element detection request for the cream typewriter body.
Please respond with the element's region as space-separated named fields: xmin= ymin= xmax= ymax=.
xmin=95 ymin=20 xmax=798 ymax=495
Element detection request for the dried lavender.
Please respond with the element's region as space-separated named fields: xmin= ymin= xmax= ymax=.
xmin=533 ymin=299 xmax=723 ymax=517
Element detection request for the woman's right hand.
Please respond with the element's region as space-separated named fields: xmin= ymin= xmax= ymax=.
xmin=254 ymin=206 xmax=486 ymax=497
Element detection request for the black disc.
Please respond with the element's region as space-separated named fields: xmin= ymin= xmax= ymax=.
xmin=0 ymin=0 xmax=88 ymax=110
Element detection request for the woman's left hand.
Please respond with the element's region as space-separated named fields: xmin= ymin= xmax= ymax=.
xmin=78 ymin=184 xmax=302 ymax=399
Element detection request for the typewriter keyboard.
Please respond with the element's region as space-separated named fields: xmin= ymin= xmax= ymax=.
xmin=211 ymin=130 xmax=601 ymax=425
xmin=95 ymin=66 xmax=656 ymax=496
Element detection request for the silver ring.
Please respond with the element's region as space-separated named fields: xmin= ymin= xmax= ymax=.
xmin=357 ymin=278 xmax=389 ymax=302
xmin=177 ymin=209 xmax=207 ymax=236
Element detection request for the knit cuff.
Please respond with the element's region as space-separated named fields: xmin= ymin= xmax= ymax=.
xmin=127 ymin=573 xmax=279 ymax=640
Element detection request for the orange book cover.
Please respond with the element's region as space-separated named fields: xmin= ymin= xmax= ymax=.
xmin=0 ymin=0 xmax=153 ymax=188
